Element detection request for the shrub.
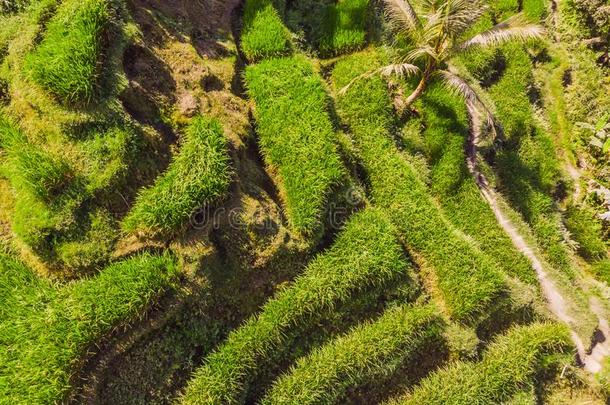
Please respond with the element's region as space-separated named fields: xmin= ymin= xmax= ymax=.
xmin=331 ymin=51 xmax=506 ymax=323
xmin=123 ymin=116 xmax=231 ymax=235
xmin=0 ymin=253 xmax=178 ymax=403
xmin=317 ymin=0 xmax=369 ymax=57
xmin=245 ymin=55 xmax=345 ymax=236
xmin=262 ymin=304 xmax=443 ymax=405
xmin=389 ymin=322 xmax=572 ymax=404
xmin=0 ymin=0 xmax=30 ymax=14
xmin=180 ymin=209 xmax=411 ymax=404
xmin=23 ymin=0 xmax=110 ymax=103
xmin=241 ymin=0 xmax=291 ymax=62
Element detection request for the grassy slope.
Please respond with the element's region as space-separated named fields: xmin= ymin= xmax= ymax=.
xmin=389 ymin=322 xmax=572 ymax=405
xmin=0 ymin=253 xmax=177 ymax=403
xmin=180 ymin=208 xmax=412 ymax=404
xmin=23 ymin=0 xmax=110 ymax=103
xmin=123 ymin=116 xmax=231 ymax=235
xmin=331 ymin=50 xmax=507 ymax=324
xmin=245 ymin=55 xmax=345 ymax=236
xmin=241 ymin=0 xmax=292 ymax=62
xmin=261 ymin=304 xmax=442 ymax=404
xmin=0 ymin=0 xmax=152 ymax=275
xmin=416 ymin=85 xmax=537 ymax=285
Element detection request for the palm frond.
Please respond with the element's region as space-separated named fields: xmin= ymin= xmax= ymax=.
xmin=338 ymin=63 xmax=421 ymax=95
xmin=379 ymin=63 xmax=421 ymax=78
xmin=438 ymin=69 xmax=497 ymax=139
xmin=383 ymin=0 xmax=421 ymax=34
xmin=460 ymin=13 xmax=544 ymax=50
xmin=444 ymin=0 xmax=488 ymax=37
xmin=404 ymin=45 xmax=439 ymax=63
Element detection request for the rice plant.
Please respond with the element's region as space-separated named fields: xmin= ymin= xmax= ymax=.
xmin=245 ymin=55 xmax=345 ymax=236
xmin=241 ymin=0 xmax=292 ymax=62
xmin=317 ymin=0 xmax=369 ymax=57
xmin=0 ymin=253 xmax=178 ymax=403
xmin=180 ymin=209 xmax=410 ymax=404
xmin=262 ymin=304 xmax=443 ymax=404
xmin=23 ymin=0 xmax=110 ymax=103
xmin=387 ymin=322 xmax=572 ymax=404
xmin=332 ymin=51 xmax=507 ymax=323
xmin=122 ymin=116 xmax=231 ymax=235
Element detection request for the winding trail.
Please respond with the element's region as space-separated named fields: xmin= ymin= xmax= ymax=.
xmin=465 ymin=119 xmax=609 ymax=373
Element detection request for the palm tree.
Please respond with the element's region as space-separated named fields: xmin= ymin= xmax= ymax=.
xmin=343 ymin=0 xmax=544 ymax=131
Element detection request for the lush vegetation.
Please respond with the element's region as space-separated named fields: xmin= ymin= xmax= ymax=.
xmin=245 ymin=55 xmax=345 ymax=236
xmin=23 ymin=0 xmax=110 ymax=103
xmin=332 ymin=51 xmax=507 ymax=324
xmin=0 ymin=253 xmax=177 ymax=403
xmin=0 ymin=0 xmax=608 ymax=402
xmin=416 ymin=86 xmax=537 ymax=285
xmin=241 ymin=0 xmax=292 ymax=62
xmin=388 ymin=322 xmax=572 ymax=404
xmin=123 ymin=116 xmax=232 ymax=235
xmin=180 ymin=208 xmax=411 ymax=404
xmin=262 ymin=304 xmax=442 ymax=404
xmin=317 ymin=0 xmax=369 ymax=56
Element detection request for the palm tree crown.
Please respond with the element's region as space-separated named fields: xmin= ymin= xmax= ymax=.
xmin=345 ymin=0 xmax=544 ymax=132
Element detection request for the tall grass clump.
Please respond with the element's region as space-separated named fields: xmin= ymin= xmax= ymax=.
xmin=122 ymin=116 xmax=231 ymax=235
xmin=317 ymin=0 xmax=369 ymax=57
xmin=564 ymin=205 xmax=608 ymax=262
xmin=262 ymin=304 xmax=442 ymax=405
xmin=23 ymin=0 xmax=110 ymax=103
xmin=245 ymin=55 xmax=345 ymax=236
xmin=417 ymin=86 xmax=537 ymax=285
xmin=388 ymin=322 xmax=572 ymax=404
xmin=0 ymin=115 xmax=83 ymax=255
xmin=0 ymin=116 xmax=73 ymax=202
xmin=331 ymin=51 xmax=506 ymax=323
xmin=180 ymin=209 xmax=410 ymax=404
xmin=241 ymin=0 xmax=291 ymax=62
xmin=0 ymin=253 xmax=177 ymax=403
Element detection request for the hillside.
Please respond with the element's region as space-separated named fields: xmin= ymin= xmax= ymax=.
xmin=0 ymin=0 xmax=609 ymax=403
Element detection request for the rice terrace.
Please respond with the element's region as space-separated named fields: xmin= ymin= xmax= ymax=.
xmin=1 ymin=0 xmax=610 ymax=403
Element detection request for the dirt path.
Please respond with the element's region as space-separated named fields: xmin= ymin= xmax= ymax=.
xmin=465 ymin=119 xmax=608 ymax=373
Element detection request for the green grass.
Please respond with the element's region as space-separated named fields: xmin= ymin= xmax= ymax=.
xmin=123 ymin=116 xmax=231 ymax=235
xmin=564 ymin=205 xmax=608 ymax=262
xmin=241 ymin=0 xmax=292 ymax=62
xmin=331 ymin=51 xmax=506 ymax=323
xmin=23 ymin=0 xmax=110 ymax=103
xmin=317 ymin=0 xmax=369 ymax=57
xmin=0 ymin=118 xmax=74 ymax=202
xmin=522 ymin=0 xmax=547 ymax=20
xmin=0 ymin=253 xmax=178 ymax=403
xmin=0 ymin=115 xmax=84 ymax=256
xmin=245 ymin=55 xmax=345 ymax=236
xmin=78 ymin=123 xmax=138 ymax=193
xmin=261 ymin=304 xmax=442 ymax=405
xmin=591 ymin=259 xmax=610 ymax=285
xmin=55 ymin=209 xmax=117 ymax=271
xmin=487 ymin=44 xmax=574 ymax=277
xmin=180 ymin=208 xmax=411 ymax=404
xmin=415 ymin=86 xmax=537 ymax=285
xmin=388 ymin=322 xmax=572 ymax=404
